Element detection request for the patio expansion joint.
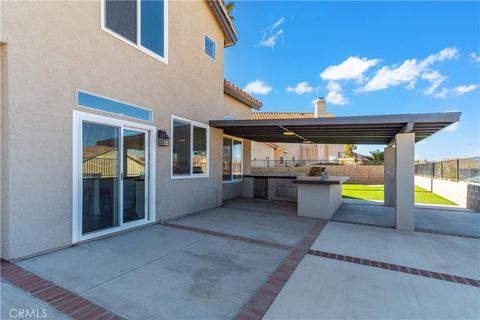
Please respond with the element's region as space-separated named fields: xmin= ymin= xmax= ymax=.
xmin=307 ymin=249 xmax=480 ymax=288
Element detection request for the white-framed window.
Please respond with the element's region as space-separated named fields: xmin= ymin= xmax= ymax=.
xmin=223 ymin=136 xmax=243 ymax=182
xmin=101 ymin=0 xmax=168 ymax=64
xmin=204 ymin=35 xmax=216 ymax=60
xmin=279 ymin=156 xmax=285 ymax=165
xmin=171 ymin=116 xmax=209 ymax=178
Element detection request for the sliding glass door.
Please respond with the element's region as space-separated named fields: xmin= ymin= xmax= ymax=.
xmin=75 ymin=112 xmax=154 ymax=241
xmin=82 ymin=122 xmax=120 ymax=234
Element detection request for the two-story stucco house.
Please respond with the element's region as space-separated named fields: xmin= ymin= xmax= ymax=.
xmin=0 ymin=0 xmax=259 ymax=260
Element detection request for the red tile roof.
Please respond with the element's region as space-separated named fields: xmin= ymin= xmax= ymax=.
xmin=224 ymin=79 xmax=263 ymax=110
xmin=251 ymin=112 xmax=334 ymax=120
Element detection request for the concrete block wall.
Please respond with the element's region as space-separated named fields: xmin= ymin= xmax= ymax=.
xmin=415 ymin=175 xmax=480 ymax=211
xmin=467 ymin=184 xmax=480 ymax=211
xmin=251 ymin=165 xmax=384 ymax=184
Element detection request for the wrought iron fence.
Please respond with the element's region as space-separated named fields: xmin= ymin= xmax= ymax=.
xmin=251 ymin=159 xmax=384 ymax=168
xmin=415 ymin=157 xmax=480 ymax=183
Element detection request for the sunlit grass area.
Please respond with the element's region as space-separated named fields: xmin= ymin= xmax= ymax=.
xmin=342 ymin=184 xmax=457 ymax=205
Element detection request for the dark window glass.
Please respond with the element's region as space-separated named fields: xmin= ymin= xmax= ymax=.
xmin=141 ymin=0 xmax=164 ymax=57
xmin=173 ymin=121 xmax=191 ymax=175
xmin=105 ymin=0 xmax=137 ymax=43
xmin=193 ymin=126 xmax=207 ymax=174
xmin=223 ymin=137 xmax=232 ymax=181
xmin=205 ymin=36 xmax=216 ymax=59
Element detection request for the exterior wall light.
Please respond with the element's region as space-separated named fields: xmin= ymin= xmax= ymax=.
xmin=157 ymin=129 xmax=170 ymax=147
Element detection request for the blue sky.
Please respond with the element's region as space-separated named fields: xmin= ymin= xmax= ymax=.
xmin=224 ymin=1 xmax=480 ymax=160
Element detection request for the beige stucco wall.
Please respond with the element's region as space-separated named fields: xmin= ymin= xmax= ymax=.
xmin=251 ymin=142 xmax=275 ymax=161
xmin=223 ymin=93 xmax=253 ymax=120
xmin=1 ymin=0 xmax=229 ymax=259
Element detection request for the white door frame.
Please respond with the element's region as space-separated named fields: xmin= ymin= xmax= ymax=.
xmin=72 ymin=111 xmax=156 ymax=243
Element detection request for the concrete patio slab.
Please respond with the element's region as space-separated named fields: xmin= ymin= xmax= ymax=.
xmin=332 ymin=202 xmax=480 ymax=237
xmin=171 ymin=200 xmax=316 ymax=246
xmin=17 ymin=225 xmax=205 ymax=293
xmin=312 ymin=222 xmax=480 ymax=279
xmin=80 ymin=236 xmax=288 ymax=320
xmin=169 ymin=206 xmax=266 ymax=232
xmin=264 ymin=255 xmax=480 ymax=320
xmin=224 ymin=198 xmax=297 ymax=216
xmin=221 ymin=214 xmax=316 ymax=246
xmin=1 ymin=280 xmax=70 ymax=320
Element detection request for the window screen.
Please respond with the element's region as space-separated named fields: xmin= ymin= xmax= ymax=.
xmin=105 ymin=0 xmax=137 ymax=43
xmin=193 ymin=126 xmax=207 ymax=174
xmin=172 ymin=120 xmax=191 ymax=175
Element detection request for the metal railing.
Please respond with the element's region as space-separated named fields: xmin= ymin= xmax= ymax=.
xmin=415 ymin=157 xmax=480 ymax=183
xmin=251 ymin=159 xmax=384 ymax=167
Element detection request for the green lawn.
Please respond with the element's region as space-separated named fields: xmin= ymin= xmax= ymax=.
xmin=342 ymin=184 xmax=457 ymax=205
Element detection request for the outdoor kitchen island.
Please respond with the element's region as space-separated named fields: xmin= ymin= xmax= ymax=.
xmin=241 ymin=174 xmax=349 ymax=219
xmin=293 ymin=176 xmax=349 ymax=219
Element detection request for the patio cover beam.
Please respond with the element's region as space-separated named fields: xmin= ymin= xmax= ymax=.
xmin=210 ymin=112 xmax=460 ymax=145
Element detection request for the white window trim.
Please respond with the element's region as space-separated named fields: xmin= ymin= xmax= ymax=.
xmin=222 ymin=135 xmax=243 ymax=183
xmin=100 ymin=0 xmax=169 ymax=64
xmin=72 ymin=110 xmax=157 ymax=243
xmin=77 ymin=89 xmax=153 ymax=122
xmin=171 ymin=115 xmax=210 ymax=179
xmin=204 ymin=34 xmax=216 ymax=61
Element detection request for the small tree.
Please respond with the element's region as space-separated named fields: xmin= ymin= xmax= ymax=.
xmin=367 ymin=149 xmax=384 ymax=164
xmin=368 ymin=149 xmax=384 ymax=161
xmin=344 ymin=144 xmax=357 ymax=158
xmin=222 ymin=1 xmax=235 ymax=20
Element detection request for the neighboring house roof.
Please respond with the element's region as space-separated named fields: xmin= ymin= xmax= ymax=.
xmin=251 ymin=112 xmax=335 ymax=120
xmin=224 ymin=79 xmax=263 ymax=110
xmin=208 ymin=0 xmax=237 ymax=47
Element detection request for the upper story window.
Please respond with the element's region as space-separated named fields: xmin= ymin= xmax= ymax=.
xmin=103 ymin=0 xmax=167 ymax=63
xmin=204 ymin=35 xmax=216 ymax=60
xmin=172 ymin=116 xmax=209 ymax=178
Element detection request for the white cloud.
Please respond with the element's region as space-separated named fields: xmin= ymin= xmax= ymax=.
xmin=422 ymin=70 xmax=447 ymax=96
xmin=286 ymin=81 xmax=314 ymax=94
xmin=444 ymin=122 xmax=459 ymax=131
xmin=244 ymin=79 xmax=272 ymax=95
xmin=320 ymin=57 xmax=380 ymax=82
xmin=326 ymin=81 xmax=341 ymax=92
xmin=470 ymin=52 xmax=480 ymax=64
xmin=454 ymin=84 xmax=478 ymax=95
xmin=324 ymin=81 xmax=349 ymax=105
xmin=433 ymin=88 xmax=448 ymax=98
xmin=361 ymin=47 xmax=458 ymax=93
xmin=259 ymin=17 xmax=285 ymax=48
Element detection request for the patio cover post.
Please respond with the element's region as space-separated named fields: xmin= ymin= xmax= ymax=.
xmin=384 ymin=146 xmax=396 ymax=207
xmin=395 ymin=132 xmax=415 ymax=231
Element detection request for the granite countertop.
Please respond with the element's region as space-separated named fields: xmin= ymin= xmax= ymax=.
xmin=292 ymin=176 xmax=350 ymax=185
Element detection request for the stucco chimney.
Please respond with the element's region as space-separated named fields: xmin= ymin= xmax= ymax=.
xmin=314 ymin=97 xmax=327 ymax=118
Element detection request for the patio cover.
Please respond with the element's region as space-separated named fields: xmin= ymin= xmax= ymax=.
xmin=209 ymin=112 xmax=461 ymax=145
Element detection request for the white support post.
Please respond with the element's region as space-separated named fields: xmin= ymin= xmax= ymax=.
xmin=384 ymin=146 xmax=396 ymax=207
xmin=395 ymin=133 xmax=415 ymax=231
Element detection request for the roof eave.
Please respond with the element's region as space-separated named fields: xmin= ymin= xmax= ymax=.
xmin=224 ymin=85 xmax=263 ymax=110
xmin=210 ymin=0 xmax=238 ymax=47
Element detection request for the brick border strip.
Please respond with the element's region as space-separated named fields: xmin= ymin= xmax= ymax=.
xmin=235 ymin=220 xmax=328 ymax=320
xmin=162 ymin=222 xmax=295 ymax=250
xmin=307 ymin=249 xmax=480 ymax=288
xmin=1 ymin=260 xmax=123 ymax=320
